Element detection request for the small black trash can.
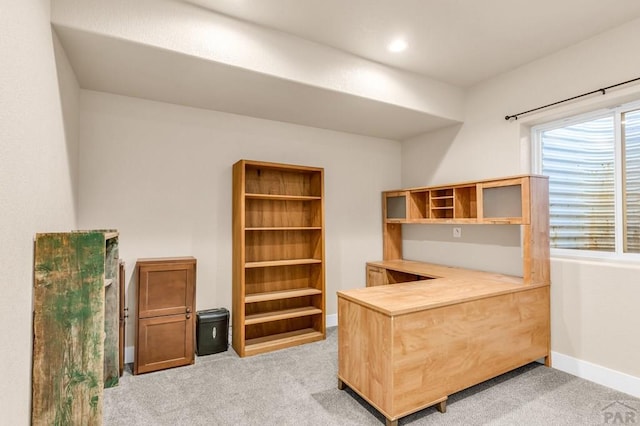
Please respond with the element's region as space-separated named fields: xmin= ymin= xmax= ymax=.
xmin=196 ymin=308 xmax=229 ymax=356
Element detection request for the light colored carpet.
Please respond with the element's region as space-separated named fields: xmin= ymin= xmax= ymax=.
xmin=104 ymin=327 xmax=638 ymax=425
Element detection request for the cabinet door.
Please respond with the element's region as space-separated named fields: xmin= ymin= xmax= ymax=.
xmin=135 ymin=260 xmax=196 ymax=374
xmin=138 ymin=262 xmax=195 ymax=318
xmin=366 ymin=265 xmax=388 ymax=287
xmin=136 ymin=314 xmax=194 ymax=374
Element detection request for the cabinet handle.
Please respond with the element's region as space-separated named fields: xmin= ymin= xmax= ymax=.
xmin=186 ymin=308 xmax=191 ymax=313
xmin=186 ymin=313 xmax=191 ymax=319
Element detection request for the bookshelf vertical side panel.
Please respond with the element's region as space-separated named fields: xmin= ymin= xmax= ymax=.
xmin=318 ymin=169 xmax=326 ymax=336
xmin=232 ymin=161 xmax=246 ymax=356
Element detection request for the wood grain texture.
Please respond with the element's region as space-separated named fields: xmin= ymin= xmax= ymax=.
xmin=32 ymin=232 xmax=106 ymax=426
xmin=454 ymin=185 xmax=477 ymax=218
xmin=233 ymin=160 xmax=325 ymax=357
xmin=103 ymin=236 xmax=119 ymax=388
xmin=523 ymin=176 xmax=550 ymax=285
xmin=381 ymin=175 xmax=550 ymax=285
xmin=383 ymin=223 xmax=402 ymax=260
xmin=245 ymin=329 xmax=324 ymax=356
xmin=366 ymin=265 xmax=387 ymax=287
xmin=135 ymin=314 xmax=194 ymax=374
xmin=353 ymin=174 xmax=550 ymax=423
xmin=408 ymin=190 xmax=429 ymax=219
xmin=134 ymin=258 xmax=196 ymax=374
xmin=338 ymin=285 xmax=549 ymax=422
xmin=391 ymin=286 xmax=549 ymax=415
xmin=119 ymin=260 xmax=125 ymax=377
xmin=233 ymin=160 xmax=246 ymax=356
xmin=338 ymin=297 xmax=393 ymax=417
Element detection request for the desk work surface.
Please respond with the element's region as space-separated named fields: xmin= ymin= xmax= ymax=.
xmin=338 ymin=259 xmax=548 ymax=316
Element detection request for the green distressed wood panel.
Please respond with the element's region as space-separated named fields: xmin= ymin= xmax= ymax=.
xmin=103 ymin=236 xmax=119 ymax=388
xmin=32 ymin=232 xmax=106 ymax=426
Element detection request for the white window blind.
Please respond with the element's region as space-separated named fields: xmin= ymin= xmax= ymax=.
xmin=623 ymin=109 xmax=640 ymax=253
xmin=533 ymin=101 xmax=640 ymax=257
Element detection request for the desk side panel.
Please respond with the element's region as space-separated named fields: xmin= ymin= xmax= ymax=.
xmin=338 ymin=296 xmax=393 ymax=416
xmin=392 ymin=286 xmax=550 ymax=415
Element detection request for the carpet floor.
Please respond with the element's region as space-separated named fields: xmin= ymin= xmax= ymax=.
xmin=105 ymin=327 xmax=638 ymax=425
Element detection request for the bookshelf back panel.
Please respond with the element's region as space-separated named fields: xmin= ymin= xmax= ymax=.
xmin=245 ymin=295 xmax=320 ymax=316
xmin=245 ymin=316 xmax=317 ymax=339
xmin=245 ymin=230 xmax=322 ymax=262
xmin=245 ymin=199 xmax=321 ymax=228
xmin=409 ymin=191 xmax=429 ymax=219
xmin=245 ymin=264 xmax=322 ymax=294
xmin=245 ymin=166 xmax=321 ymax=197
xmin=454 ymin=186 xmax=478 ymax=218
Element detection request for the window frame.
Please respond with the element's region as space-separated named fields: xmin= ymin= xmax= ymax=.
xmin=531 ymin=99 xmax=640 ymax=261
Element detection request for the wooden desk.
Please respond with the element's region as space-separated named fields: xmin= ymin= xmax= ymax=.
xmin=337 ymin=260 xmax=550 ymax=426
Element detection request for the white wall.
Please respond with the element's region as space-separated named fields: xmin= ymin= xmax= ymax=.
xmin=53 ymin=31 xmax=81 ymax=211
xmin=401 ymin=17 xmax=640 ymax=385
xmin=77 ymin=90 xmax=401 ymax=350
xmin=0 ymin=1 xmax=79 ymax=423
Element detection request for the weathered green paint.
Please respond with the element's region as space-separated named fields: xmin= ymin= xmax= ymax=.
xmin=32 ymin=231 xmax=119 ymax=426
xmin=103 ymin=236 xmax=120 ymax=388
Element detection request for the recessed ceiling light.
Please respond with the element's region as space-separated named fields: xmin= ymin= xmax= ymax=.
xmin=388 ymin=39 xmax=407 ymax=53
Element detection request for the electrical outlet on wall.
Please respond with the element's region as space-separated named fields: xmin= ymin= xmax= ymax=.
xmin=453 ymin=227 xmax=462 ymax=238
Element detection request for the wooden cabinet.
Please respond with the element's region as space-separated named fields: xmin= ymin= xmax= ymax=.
xmin=135 ymin=257 xmax=196 ymax=374
xmin=32 ymin=230 xmax=120 ymax=425
xmin=366 ymin=265 xmax=386 ymax=286
xmin=366 ymin=264 xmax=432 ymax=287
xmin=232 ymin=159 xmax=325 ymax=357
xmin=382 ymin=175 xmax=550 ymax=285
xmin=338 ymin=279 xmax=550 ymax=426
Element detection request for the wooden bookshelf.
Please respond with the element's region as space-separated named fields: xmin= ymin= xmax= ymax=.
xmin=233 ymin=160 xmax=326 ymax=357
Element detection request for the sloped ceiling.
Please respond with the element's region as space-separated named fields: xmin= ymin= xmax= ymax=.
xmin=51 ymin=0 xmax=640 ymax=139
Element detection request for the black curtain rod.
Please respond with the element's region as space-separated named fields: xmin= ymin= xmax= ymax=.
xmin=504 ymin=77 xmax=640 ymax=121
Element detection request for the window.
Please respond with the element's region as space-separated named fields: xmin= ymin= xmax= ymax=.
xmin=532 ymin=101 xmax=640 ymax=257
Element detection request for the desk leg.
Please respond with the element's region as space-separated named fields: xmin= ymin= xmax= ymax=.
xmin=436 ymin=400 xmax=447 ymax=413
xmin=338 ymin=378 xmax=345 ymax=390
xmin=385 ymin=419 xmax=397 ymax=426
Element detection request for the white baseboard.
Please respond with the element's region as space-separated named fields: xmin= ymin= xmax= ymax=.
xmin=551 ymin=351 xmax=640 ymax=398
xmin=125 ymin=314 xmax=338 ymax=364
xmin=125 ymin=346 xmax=134 ymax=364
xmin=326 ymin=313 xmax=337 ymax=328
